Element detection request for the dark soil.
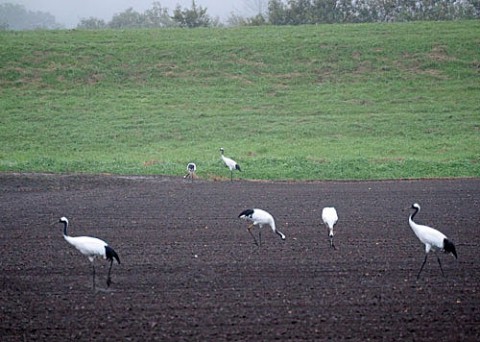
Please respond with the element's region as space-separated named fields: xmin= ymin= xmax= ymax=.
xmin=1 ymin=173 xmax=479 ymax=341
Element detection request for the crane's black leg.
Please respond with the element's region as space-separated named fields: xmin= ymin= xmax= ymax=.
xmin=435 ymin=252 xmax=445 ymax=277
xmin=247 ymin=225 xmax=259 ymax=246
xmin=92 ymin=262 xmax=96 ymax=290
xmin=417 ymin=254 xmax=428 ymax=279
xmin=330 ymin=237 xmax=336 ymax=250
xmin=258 ymin=231 xmax=262 ymax=247
xmin=230 ymin=170 xmax=233 ymax=181
xmin=106 ymin=259 xmax=114 ymax=287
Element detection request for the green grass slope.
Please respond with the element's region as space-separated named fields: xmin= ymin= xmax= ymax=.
xmin=1 ymin=21 xmax=479 ymax=180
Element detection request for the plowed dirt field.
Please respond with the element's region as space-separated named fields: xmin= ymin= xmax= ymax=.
xmin=1 ymin=174 xmax=479 ymax=341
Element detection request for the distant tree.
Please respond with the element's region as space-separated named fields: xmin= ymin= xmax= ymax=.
xmin=144 ymin=2 xmax=177 ymax=27
xmin=268 ymin=0 xmax=288 ymax=24
xmin=244 ymin=0 xmax=269 ymax=16
xmin=227 ymin=12 xmax=268 ymax=26
xmin=287 ymin=0 xmax=315 ymax=24
xmin=172 ymin=0 xmax=214 ymax=28
xmin=416 ymin=0 xmax=477 ymax=20
xmin=309 ymin=0 xmax=339 ymax=23
xmin=76 ymin=2 xmax=177 ymax=29
xmin=472 ymin=0 xmax=480 ymax=15
xmin=109 ymin=7 xmax=145 ymax=28
xmin=77 ymin=17 xmax=107 ymax=29
xmin=247 ymin=13 xmax=268 ymax=25
xmin=226 ymin=12 xmax=246 ymax=26
xmin=0 ymin=3 xmax=61 ymax=30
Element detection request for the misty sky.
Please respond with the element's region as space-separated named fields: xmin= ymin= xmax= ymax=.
xmin=2 ymin=0 xmax=254 ymax=28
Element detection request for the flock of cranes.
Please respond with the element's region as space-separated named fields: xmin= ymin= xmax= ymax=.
xmin=60 ymin=148 xmax=458 ymax=290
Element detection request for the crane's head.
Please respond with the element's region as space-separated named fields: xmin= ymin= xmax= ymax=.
xmin=59 ymin=217 xmax=69 ymax=224
xmin=411 ymin=203 xmax=420 ymax=210
xmin=220 ymin=147 xmax=225 ymax=154
xmin=238 ymin=209 xmax=254 ymax=220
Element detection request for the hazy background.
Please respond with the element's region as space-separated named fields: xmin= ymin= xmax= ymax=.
xmin=0 ymin=0 xmax=249 ymax=28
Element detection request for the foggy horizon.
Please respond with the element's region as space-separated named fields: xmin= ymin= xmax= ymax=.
xmin=1 ymin=0 xmax=255 ymax=28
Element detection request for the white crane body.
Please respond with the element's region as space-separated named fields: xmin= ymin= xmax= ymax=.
xmin=408 ymin=203 xmax=457 ymax=279
xmin=60 ymin=217 xmax=120 ymax=289
xmin=220 ymin=148 xmax=241 ymax=180
xmin=238 ymin=208 xmax=285 ymax=246
xmin=64 ymin=235 xmax=109 ymax=262
xmin=184 ymin=162 xmax=197 ymax=181
xmin=322 ymin=207 xmax=338 ymax=249
xmin=221 ymin=155 xmax=235 ymax=170
xmin=408 ymin=219 xmax=447 ymax=254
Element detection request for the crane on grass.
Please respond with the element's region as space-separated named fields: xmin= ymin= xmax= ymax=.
xmin=184 ymin=162 xmax=197 ymax=181
xmin=220 ymin=148 xmax=241 ymax=181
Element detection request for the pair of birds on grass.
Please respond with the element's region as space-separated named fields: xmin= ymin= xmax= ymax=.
xmin=184 ymin=148 xmax=241 ymax=182
xmin=60 ymin=202 xmax=457 ymax=290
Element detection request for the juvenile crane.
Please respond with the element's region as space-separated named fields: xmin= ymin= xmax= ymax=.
xmin=220 ymin=147 xmax=241 ymax=181
xmin=322 ymin=207 xmax=338 ymax=249
xmin=184 ymin=162 xmax=197 ymax=181
xmin=238 ymin=208 xmax=285 ymax=246
xmin=59 ymin=217 xmax=121 ymax=289
xmin=408 ymin=203 xmax=457 ymax=279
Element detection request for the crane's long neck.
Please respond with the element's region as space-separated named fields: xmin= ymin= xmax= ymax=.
xmin=328 ymin=226 xmax=334 ymax=238
xmin=270 ymin=220 xmax=286 ymax=240
xmin=409 ymin=207 xmax=421 ymax=233
xmin=62 ymin=221 xmax=69 ymax=237
xmin=270 ymin=219 xmax=276 ymax=232
xmin=409 ymin=206 xmax=419 ymax=222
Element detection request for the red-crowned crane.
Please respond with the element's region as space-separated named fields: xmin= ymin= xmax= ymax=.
xmin=184 ymin=162 xmax=197 ymax=181
xmin=220 ymin=147 xmax=241 ymax=181
xmin=322 ymin=207 xmax=338 ymax=249
xmin=59 ymin=217 xmax=120 ymax=290
xmin=408 ymin=203 xmax=457 ymax=279
xmin=238 ymin=208 xmax=285 ymax=246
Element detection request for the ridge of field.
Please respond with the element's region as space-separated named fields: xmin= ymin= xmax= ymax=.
xmin=1 ymin=20 xmax=479 ymax=180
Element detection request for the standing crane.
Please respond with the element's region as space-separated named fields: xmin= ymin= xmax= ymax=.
xmin=322 ymin=207 xmax=338 ymax=249
xmin=220 ymin=147 xmax=241 ymax=181
xmin=59 ymin=217 xmax=121 ymax=290
xmin=184 ymin=162 xmax=197 ymax=181
xmin=408 ymin=203 xmax=457 ymax=279
xmin=238 ymin=208 xmax=285 ymax=246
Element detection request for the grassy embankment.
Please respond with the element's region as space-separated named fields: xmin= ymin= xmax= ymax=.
xmin=1 ymin=21 xmax=479 ymax=180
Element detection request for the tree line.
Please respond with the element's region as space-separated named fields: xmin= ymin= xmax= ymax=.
xmin=1 ymin=0 xmax=479 ymax=30
xmin=263 ymin=0 xmax=479 ymax=25
xmin=0 ymin=2 xmax=61 ymax=30
xmin=78 ymin=1 xmax=217 ymax=29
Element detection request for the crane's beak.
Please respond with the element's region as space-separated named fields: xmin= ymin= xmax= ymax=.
xmin=451 ymin=249 xmax=458 ymax=259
